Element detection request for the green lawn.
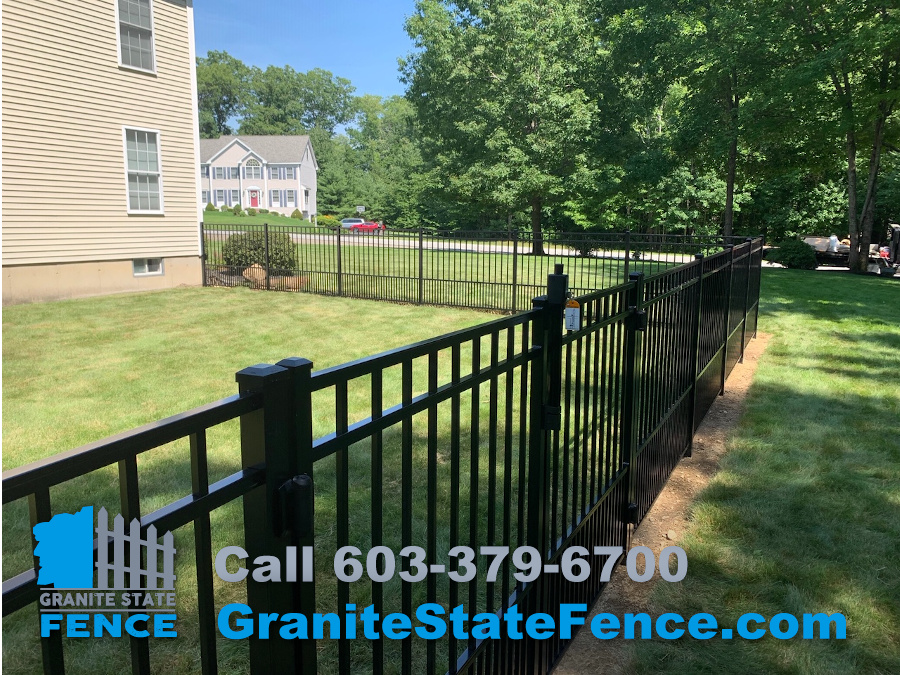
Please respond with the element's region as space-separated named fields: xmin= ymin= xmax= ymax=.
xmin=202 ymin=209 xmax=301 ymax=226
xmin=6 ymin=271 xmax=893 ymax=674
xmin=630 ymin=270 xmax=900 ymax=674
xmin=2 ymin=288 xmax=493 ymax=674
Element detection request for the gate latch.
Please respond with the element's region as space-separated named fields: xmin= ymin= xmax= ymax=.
xmin=625 ymin=308 xmax=647 ymax=332
xmin=276 ymin=474 xmax=314 ymax=538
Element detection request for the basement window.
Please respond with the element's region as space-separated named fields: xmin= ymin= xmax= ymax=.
xmin=133 ymin=258 xmax=163 ymax=276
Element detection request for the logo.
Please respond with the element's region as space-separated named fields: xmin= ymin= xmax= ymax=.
xmin=35 ymin=507 xmax=179 ymax=638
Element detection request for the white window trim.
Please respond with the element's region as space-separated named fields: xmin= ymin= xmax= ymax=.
xmin=133 ymin=258 xmax=164 ymax=277
xmin=215 ymin=189 xmax=225 ymax=204
xmin=114 ymin=0 xmax=158 ymax=75
xmin=286 ymin=189 xmax=296 ymax=206
xmin=245 ymin=159 xmax=262 ymax=180
xmin=122 ymin=125 xmax=165 ymax=215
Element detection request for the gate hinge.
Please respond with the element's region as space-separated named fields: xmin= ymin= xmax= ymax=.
xmin=626 ymin=502 xmax=639 ymax=525
xmin=625 ymin=308 xmax=647 ymax=332
xmin=542 ymin=405 xmax=562 ymax=431
xmin=276 ymin=474 xmax=314 ymax=538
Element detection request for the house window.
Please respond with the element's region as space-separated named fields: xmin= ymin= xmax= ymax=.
xmin=286 ymin=167 xmax=295 ymax=179
xmin=133 ymin=258 xmax=163 ymax=276
xmin=124 ymin=128 xmax=162 ymax=212
xmin=286 ymin=189 xmax=295 ymax=206
xmin=214 ymin=167 xmax=225 ymax=180
xmin=231 ymin=190 xmax=240 ymax=205
xmin=118 ymin=0 xmax=156 ymax=72
xmin=304 ymin=189 xmax=310 ymax=207
xmin=202 ymin=190 xmax=209 ymax=204
xmin=215 ymin=189 xmax=225 ymax=204
xmin=245 ymin=159 xmax=261 ymax=179
xmin=201 ymin=166 xmax=208 ymax=178
xmin=231 ymin=167 xmax=240 ymax=179
xmin=272 ymin=191 xmax=281 ymax=206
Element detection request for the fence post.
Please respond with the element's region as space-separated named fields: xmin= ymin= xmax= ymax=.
xmin=623 ymin=230 xmax=631 ymax=281
xmin=720 ymin=245 xmax=735 ymax=396
xmin=235 ymin=363 xmax=304 ymax=673
xmin=740 ymin=238 xmax=752 ymax=362
xmin=275 ymin=357 xmax=318 ymax=673
xmin=200 ymin=221 xmax=207 ymax=287
xmin=511 ymin=230 xmax=519 ymax=313
xmin=336 ymin=226 xmax=343 ymax=297
xmin=418 ymin=225 xmax=425 ymax=305
xmin=753 ymin=236 xmax=763 ymax=338
xmin=525 ymin=263 xmax=567 ymax=673
xmin=264 ymin=222 xmax=271 ymax=291
xmin=622 ymin=271 xmax=646 ymax=550
xmin=687 ymin=254 xmax=704 ymax=456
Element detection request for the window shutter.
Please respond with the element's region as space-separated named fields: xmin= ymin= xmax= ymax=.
xmin=268 ymin=190 xmax=272 ymax=207
xmin=279 ymin=167 xmax=284 ymax=180
xmin=281 ymin=190 xmax=286 ymax=206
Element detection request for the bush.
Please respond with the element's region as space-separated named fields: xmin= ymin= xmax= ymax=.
xmin=232 ymin=204 xmax=242 ymax=215
xmin=317 ymin=214 xmax=341 ymax=229
xmin=220 ymin=205 xmax=231 ymax=212
xmin=237 ymin=211 xmax=247 ymax=217
xmin=221 ymin=231 xmax=295 ymax=275
xmin=558 ymin=231 xmax=599 ymax=257
xmin=767 ymin=239 xmax=818 ymax=269
xmin=258 ymin=209 xmax=269 ymax=214
xmin=205 ymin=202 xmax=216 ymax=212
xmin=247 ymin=208 xmax=257 ymax=216
xmin=291 ymin=209 xmax=303 ymax=219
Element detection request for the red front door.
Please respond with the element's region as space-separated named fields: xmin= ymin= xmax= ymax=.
xmin=250 ymin=191 xmax=259 ymax=207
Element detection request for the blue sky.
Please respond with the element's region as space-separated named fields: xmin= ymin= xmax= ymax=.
xmin=194 ymin=0 xmax=418 ymax=99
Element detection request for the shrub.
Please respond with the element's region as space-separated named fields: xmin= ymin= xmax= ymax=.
xmin=232 ymin=204 xmax=242 ymax=215
xmin=220 ymin=205 xmax=231 ymax=212
xmin=767 ymin=239 xmax=818 ymax=269
xmin=247 ymin=208 xmax=257 ymax=216
xmin=205 ymin=202 xmax=216 ymax=212
xmin=317 ymin=214 xmax=341 ymax=229
xmin=237 ymin=211 xmax=247 ymax=217
xmin=291 ymin=209 xmax=303 ymax=219
xmin=221 ymin=231 xmax=295 ymax=275
xmin=258 ymin=209 xmax=269 ymax=214
xmin=558 ymin=231 xmax=599 ymax=257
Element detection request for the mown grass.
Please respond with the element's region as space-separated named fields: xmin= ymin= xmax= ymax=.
xmin=202 ymin=210 xmax=300 ymax=226
xmin=629 ymin=270 xmax=900 ymax=674
xmin=2 ymin=288 xmax=499 ymax=674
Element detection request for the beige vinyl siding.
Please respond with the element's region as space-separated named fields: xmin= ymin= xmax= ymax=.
xmin=2 ymin=0 xmax=200 ymax=265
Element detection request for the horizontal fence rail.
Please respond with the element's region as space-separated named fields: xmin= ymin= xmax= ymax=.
xmin=3 ymin=237 xmax=763 ymax=674
xmin=201 ymin=224 xmax=750 ymax=312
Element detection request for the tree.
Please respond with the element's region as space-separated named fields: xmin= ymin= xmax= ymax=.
xmin=403 ymin=0 xmax=598 ymax=253
xmin=196 ymin=51 xmax=250 ymax=138
xmin=760 ymin=1 xmax=899 ymax=272
xmin=239 ymin=66 xmax=357 ymax=136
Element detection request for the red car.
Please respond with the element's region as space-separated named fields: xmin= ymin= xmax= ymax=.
xmin=349 ymin=221 xmax=386 ymax=234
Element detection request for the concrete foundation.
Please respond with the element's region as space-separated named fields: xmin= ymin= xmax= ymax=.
xmin=2 ymin=257 xmax=202 ymax=305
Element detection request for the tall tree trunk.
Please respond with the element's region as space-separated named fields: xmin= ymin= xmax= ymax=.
xmin=723 ymin=80 xmax=739 ymax=239
xmin=724 ymin=134 xmax=737 ymax=239
xmin=530 ymin=195 xmax=544 ymax=255
xmin=845 ymin=129 xmax=861 ymax=272
xmin=857 ymin=103 xmax=890 ymax=272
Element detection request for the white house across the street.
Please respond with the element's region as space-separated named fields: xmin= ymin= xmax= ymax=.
xmin=199 ymin=135 xmax=318 ymax=219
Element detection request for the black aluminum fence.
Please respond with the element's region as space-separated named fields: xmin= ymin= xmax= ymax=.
xmin=201 ymin=223 xmax=750 ymax=311
xmin=2 ymin=238 xmax=762 ymax=675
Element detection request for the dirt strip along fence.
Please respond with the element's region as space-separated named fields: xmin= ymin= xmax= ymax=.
xmin=201 ymin=224 xmax=752 ymax=311
xmin=2 ymin=238 xmax=763 ymax=675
